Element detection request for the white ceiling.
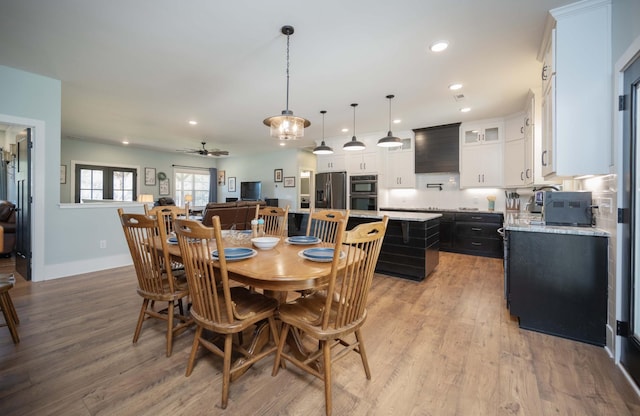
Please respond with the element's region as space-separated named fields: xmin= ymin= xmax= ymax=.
xmin=0 ymin=0 xmax=573 ymax=158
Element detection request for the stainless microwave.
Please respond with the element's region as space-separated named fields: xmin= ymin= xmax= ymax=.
xmin=350 ymin=175 xmax=377 ymax=194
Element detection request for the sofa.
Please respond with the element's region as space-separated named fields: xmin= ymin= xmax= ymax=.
xmin=0 ymin=201 xmax=16 ymax=256
xmin=201 ymin=200 xmax=265 ymax=230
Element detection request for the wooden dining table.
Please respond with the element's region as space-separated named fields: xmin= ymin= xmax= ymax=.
xmin=159 ymin=233 xmax=354 ymax=377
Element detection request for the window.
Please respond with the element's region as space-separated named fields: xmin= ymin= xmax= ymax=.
xmin=75 ymin=164 xmax=137 ymax=203
xmin=174 ymin=169 xmax=211 ymax=207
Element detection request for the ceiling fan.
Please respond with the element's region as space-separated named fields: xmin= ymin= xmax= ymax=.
xmin=179 ymin=141 xmax=229 ymax=157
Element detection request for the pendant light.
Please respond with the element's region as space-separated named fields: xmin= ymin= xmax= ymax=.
xmin=377 ymin=94 xmax=403 ymax=148
xmin=263 ymin=25 xmax=310 ymax=140
xmin=312 ymin=110 xmax=333 ymax=155
xmin=343 ymin=103 xmax=366 ymax=151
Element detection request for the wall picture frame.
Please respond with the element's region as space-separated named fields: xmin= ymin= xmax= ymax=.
xmin=159 ymin=178 xmax=170 ymax=195
xmin=284 ymin=176 xmax=295 ymax=188
xmin=274 ymin=168 xmax=283 ymax=182
xmin=218 ymin=170 xmax=226 ymax=185
xmin=228 ymin=177 xmax=236 ymax=193
xmin=144 ymin=167 xmax=156 ymax=185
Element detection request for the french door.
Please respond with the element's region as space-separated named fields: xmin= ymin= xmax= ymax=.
xmin=621 ymin=54 xmax=640 ymax=384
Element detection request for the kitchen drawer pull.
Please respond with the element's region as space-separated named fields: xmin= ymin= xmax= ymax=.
xmin=471 ymin=227 xmax=483 ymax=231
xmin=471 ymin=216 xmax=483 ymax=220
xmin=471 ymin=242 xmax=482 ymax=246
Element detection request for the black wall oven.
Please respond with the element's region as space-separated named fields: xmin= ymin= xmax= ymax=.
xmin=350 ymin=175 xmax=378 ymax=211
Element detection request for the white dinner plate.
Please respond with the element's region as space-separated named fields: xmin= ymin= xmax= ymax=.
xmin=212 ymin=247 xmax=257 ymax=261
xmin=166 ymin=236 xmax=178 ymax=245
xmin=286 ymin=236 xmax=321 ymax=245
xmin=298 ymin=248 xmax=345 ymax=263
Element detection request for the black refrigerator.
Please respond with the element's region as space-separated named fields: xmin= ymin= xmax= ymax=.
xmin=315 ymin=171 xmax=347 ymax=209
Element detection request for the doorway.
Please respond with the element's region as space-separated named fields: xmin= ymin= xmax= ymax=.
xmin=0 ymin=120 xmax=34 ymax=281
xmin=620 ymin=52 xmax=640 ymax=385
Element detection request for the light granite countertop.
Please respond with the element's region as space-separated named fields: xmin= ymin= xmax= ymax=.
xmin=289 ymin=209 xmax=441 ymax=222
xmin=503 ymin=212 xmax=610 ymax=237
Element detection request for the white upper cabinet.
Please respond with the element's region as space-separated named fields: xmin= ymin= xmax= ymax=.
xmin=347 ymin=151 xmax=378 ymax=174
xmin=460 ymin=119 xmax=504 ymax=188
xmin=538 ymin=0 xmax=612 ymax=178
xmin=316 ymin=153 xmax=346 ymax=173
xmin=386 ymin=138 xmax=415 ymax=188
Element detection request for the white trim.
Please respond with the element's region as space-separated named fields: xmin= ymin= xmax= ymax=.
xmin=0 ymin=113 xmax=45 ymax=283
xmin=614 ymin=34 xmax=640 ymax=375
xmin=43 ymin=254 xmax=133 ymax=280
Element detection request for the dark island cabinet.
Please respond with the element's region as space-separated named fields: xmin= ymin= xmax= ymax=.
xmin=506 ymin=230 xmax=607 ymax=346
xmin=347 ymin=217 xmax=440 ymax=282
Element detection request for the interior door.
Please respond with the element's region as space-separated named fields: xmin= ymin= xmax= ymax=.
xmin=620 ymin=55 xmax=640 ymax=385
xmin=15 ymin=129 xmax=31 ymax=281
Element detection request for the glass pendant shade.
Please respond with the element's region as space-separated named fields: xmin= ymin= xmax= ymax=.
xmin=313 ymin=110 xmax=334 ymax=154
xmin=263 ymin=25 xmax=310 ymax=140
xmin=343 ymin=103 xmax=365 ymax=151
xmin=264 ymin=111 xmax=310 ymax=141
xmin=377 ymin=94 xmax=403 ymax=148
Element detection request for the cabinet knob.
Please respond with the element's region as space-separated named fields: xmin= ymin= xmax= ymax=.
xmin=520 ymin=171 xmax=524 ymax=181
xmin=541 ymin=150 xmax=548 ymax=167
xmin=520 ymin=126 xmax=524 ymax=134
xmin=526 ymin=168 xmax=531 ymax=179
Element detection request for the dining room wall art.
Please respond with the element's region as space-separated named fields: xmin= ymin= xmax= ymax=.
xmin=274 ymin=168 xmax=283 ymax=182
xmin=159 ymin=178 xmax=170 ymax=195
xmin=144 ymin=167 xmax=156 ymax=185
xmin=284 ymin=176 xmax=295 ymax=187
xmin=218 ymin=170 xmax=226 ymax=185
xmin=228 ymin=177 xmax=236 ymax=193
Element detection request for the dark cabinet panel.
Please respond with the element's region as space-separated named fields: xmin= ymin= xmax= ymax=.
xmin=507 ymin=230 xmax=607 ymax=346
xmin=348 ymin=217 xmax=440 ymax=282
xmin=414 ymin=123 xmax=461 ymax=173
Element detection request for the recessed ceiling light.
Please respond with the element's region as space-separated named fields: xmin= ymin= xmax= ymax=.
xmin=188 ymin=120 xmax=198 ymax=125
xmin=449 ymin=83 xmax=463 ymax=90
xmin=341 ymin=128 xmax=349 ymax=133
xmin=430 ymin=41 xmax=449 ymax=52
xmin=460 ymin=107 xmax=471 ymax=113
xmin=279 ymin=142 xmax=286 ymax=146
xmin=393 ymin=119 xmax=401 ymax=124
xmin=122 ymin=140 xmax=129 ymax=145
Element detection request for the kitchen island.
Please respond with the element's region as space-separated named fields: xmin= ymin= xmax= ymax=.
xmin=288 ymin=210 xmax=442 ymax=281
xmin=504 ymin=213 xmax=609 ymax=346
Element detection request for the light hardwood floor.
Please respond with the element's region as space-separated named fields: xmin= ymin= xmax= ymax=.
xmin=1 ymin=253 xmax=639 ymax=415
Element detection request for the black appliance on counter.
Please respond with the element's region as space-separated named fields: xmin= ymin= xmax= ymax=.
xmin=527 ymin=185 xmax=560 ymax=213
xmin=349 ymin=174 xmax=378 ymax=211
xmin=543 ymin=191 xmax=593 ymax=226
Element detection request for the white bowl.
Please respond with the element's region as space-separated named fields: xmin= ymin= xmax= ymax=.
xmin=251 ymin=236 xmax=279 ymax=250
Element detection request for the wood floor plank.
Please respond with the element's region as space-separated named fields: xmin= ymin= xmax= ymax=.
xmin=1 ymin=252 xmax=639 ymax=415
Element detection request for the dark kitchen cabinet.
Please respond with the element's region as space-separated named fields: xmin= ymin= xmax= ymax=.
xmin=380 ymin=208 xmax=503 ymax=258
xmin=348 ymin=217 xmax=440 ymax=282
xmin=413 ymin=123 xmax=461 ymax=173
xmin=506 ymin=230 xmax=607 ymax=346
xmin=452 ymin=213 xmax=503 ymax=258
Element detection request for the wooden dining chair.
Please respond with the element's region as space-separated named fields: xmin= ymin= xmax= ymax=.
xmin=0 ymin=274 xmax=19 ymax=344
xmin=306 ymin=208 xmax=350 ymax=244
xmin=145 ymin=205 xmax=188 ymax=234
xmin=272 ymin=216 xmax=389 ymax=416
xmin=174 ymin=217 xmax=280 ymax=410
xmin=117 ymin=208 xmax=192 ymax=357
xmin=255 ymin=205 xmax=289 ymax=237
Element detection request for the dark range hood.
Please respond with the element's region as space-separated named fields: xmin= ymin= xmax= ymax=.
xmin=413 ymin=123 xmax=461 ymax=174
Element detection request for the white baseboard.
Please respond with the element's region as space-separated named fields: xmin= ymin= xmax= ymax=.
xmin=38 ymin=254 xmax=133 ymax=281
